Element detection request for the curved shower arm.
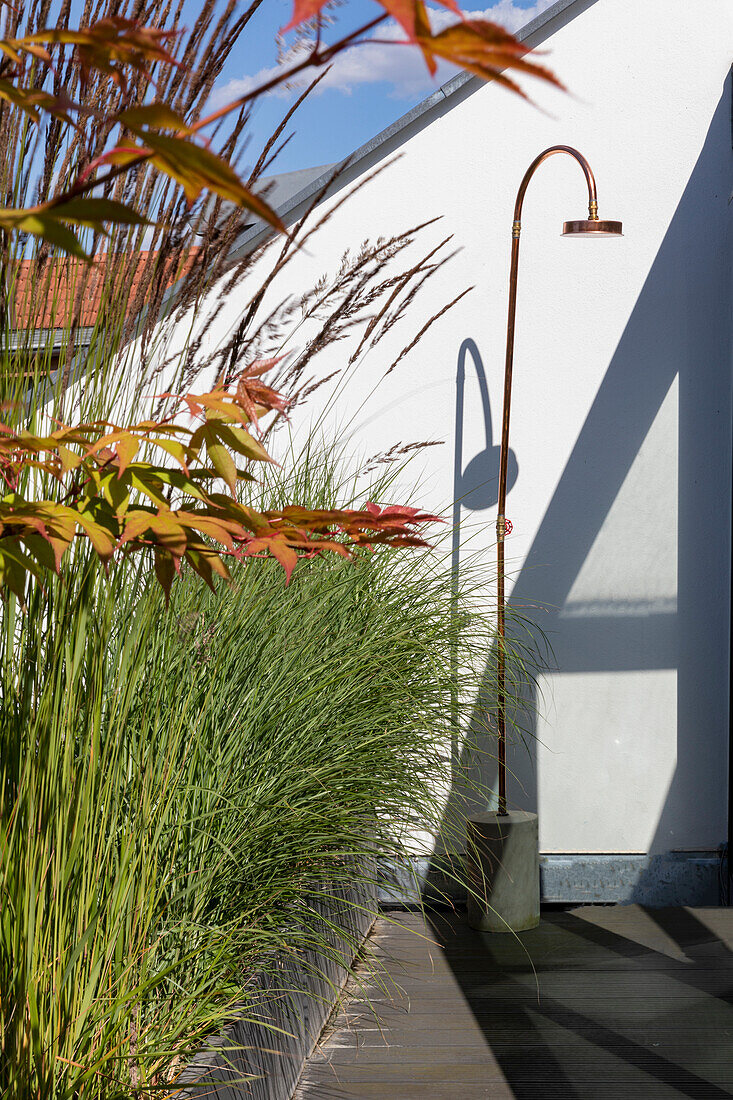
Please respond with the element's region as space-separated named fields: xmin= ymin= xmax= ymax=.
xmin=513 ymin=145 xmax=599 ymax=228
xmin=498 ymin=146 xmax=600 ymax=523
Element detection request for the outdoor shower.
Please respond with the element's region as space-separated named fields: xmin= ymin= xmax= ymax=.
xmin=468 ymin=145 xmax=622 ymax=932
xmin=495 ymin=145 xmax=623 ymax=816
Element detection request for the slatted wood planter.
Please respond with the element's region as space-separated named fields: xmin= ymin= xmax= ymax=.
xmin=175 ymin=878 xmax=377 ymax=1100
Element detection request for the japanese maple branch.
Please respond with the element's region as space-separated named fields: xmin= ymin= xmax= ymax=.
xmin=28 ymin=13 xmax=389 ymax=216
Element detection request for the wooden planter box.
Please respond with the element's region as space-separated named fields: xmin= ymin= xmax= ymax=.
xmin=175 ymin=878 xmax=377 ymax=1099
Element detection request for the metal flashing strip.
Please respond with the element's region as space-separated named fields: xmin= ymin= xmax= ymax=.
xmin=378 ymin=851 xmax=724 ymax=908
xmin=540 ymin=852 xmax=722 ymax=906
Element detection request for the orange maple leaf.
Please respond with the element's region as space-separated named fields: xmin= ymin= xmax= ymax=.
xmin=418 ymin=18 xmax=564 ymax=95
xmin=283 ymin=0 xmax=458 ymax=45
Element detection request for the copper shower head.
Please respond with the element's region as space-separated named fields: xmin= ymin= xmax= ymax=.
xmin=562 ymin=218 xmax=623 ymax=237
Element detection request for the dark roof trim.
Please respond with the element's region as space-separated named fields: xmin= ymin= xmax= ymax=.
xmin=229 ymin=0 xmax=587 ymax=260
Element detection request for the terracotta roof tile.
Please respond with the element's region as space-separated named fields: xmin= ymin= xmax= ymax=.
xmin=10 ymin=249 xmax=198 ymax=333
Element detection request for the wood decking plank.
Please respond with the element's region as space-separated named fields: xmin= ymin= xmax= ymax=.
xmin=294 ymin=906 xmax=733 ymax=1099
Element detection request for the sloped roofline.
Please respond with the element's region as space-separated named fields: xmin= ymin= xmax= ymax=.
xmin=230 ymin=0 xmax=588 ymax=258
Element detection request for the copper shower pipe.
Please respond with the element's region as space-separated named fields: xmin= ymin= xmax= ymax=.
xmin=496 ymin=146 xmax=622 ymax=816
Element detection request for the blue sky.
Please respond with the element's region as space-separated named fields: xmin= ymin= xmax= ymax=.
xmin=209 ymin=0 xmax=555 ymax=176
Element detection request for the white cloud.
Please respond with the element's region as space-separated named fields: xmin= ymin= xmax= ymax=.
xmin=214 ymin=1 xmax=556 ymax=104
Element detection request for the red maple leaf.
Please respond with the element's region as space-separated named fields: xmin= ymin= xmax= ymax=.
xmin=234 ymin=358 xmax=290 ymax=434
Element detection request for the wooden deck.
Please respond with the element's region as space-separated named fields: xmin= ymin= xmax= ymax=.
xmin=294 ymin=906 xmax=733 ymax=1099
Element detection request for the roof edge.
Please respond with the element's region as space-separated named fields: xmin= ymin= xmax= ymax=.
xmin=229 ymin=0 xmax=587 ymax=260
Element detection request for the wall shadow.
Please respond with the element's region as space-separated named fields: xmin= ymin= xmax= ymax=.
xmin=453 ymin=337 xmax=518 ymax=514
xmin=441 ymin=82 xmax=732 ymax=882
xmin=447 ymin=338 xmax=522 ymax=831
xmin=451 ymin=337 xmax=518 ymax=609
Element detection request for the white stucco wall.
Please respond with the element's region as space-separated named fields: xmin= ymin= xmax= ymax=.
xmin=185 ymin=0 xmax=733 ymax=858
